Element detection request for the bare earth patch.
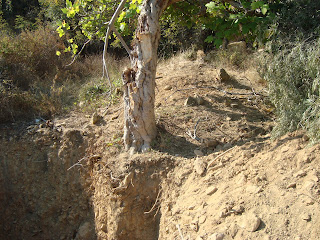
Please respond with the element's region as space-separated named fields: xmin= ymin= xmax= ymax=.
xmin=1 ymin=55 xmax=319 ymax=240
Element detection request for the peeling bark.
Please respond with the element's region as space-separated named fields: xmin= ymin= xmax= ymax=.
xmin=122 ymin=0 xmax=173 ymax=152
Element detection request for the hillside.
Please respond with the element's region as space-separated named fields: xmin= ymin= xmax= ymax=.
xmin=1 ymin=53 xmax=319 ymax=240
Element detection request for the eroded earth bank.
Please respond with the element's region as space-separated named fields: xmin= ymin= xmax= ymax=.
xmin=1 ymin=57 xmax=320 ymax=240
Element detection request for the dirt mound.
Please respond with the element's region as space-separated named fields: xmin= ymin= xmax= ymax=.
xmin=1 ymin=55 xmax=319 ymax=240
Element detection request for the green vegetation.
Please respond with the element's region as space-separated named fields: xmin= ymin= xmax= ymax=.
xmin=260 ymin=38 xmax=320 ymax=143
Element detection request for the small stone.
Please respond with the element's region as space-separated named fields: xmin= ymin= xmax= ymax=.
xmin=164 ymin=85 xmax=172 ymax=90
xmin=194 ymin=157 xmax=207 ymax=176
xmin=194 ymin=149 xmax=204 ymax=156
xmin=302 ymin=134 xmax=310 ymax=142
xmin=246 ymin=185 xmax=262 ymax=194
xmin=206 ymin=186 xmax=218 ymax=195
xmin=185 ymin=96 xmax=197 ymax=106
xmin=295 ymin=170 xmax=307 ymax=178
xmin=92 ymin=112 xmax=102 ymax=124
xmin=302 ymin=213 xmax=311 ymax=222
xmin=208 ymin=233 xmax=225 ymax=240
xmin=239 ymin=214 xmax=261 ymax=232
xmin=219 ymin=68 xmax=231 ymax=82
xmin=226 ymin=116 xmax=232 ymax=121
xmin=194 ymin=94 xmax=205 ymax=105
xmin=203 ymin=139 xmax=220 ymax=149
xmin=287 ymin=183 xmax=297 ymax=189
xmin=188 ymin=205 xmax=195 ymax=210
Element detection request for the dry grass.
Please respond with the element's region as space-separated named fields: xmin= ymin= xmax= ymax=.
xmin=0 ymin=26 xmax=129 ymax=123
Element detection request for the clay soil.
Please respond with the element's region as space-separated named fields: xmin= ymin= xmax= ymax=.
xmin=1 ymin=53 xmax=320 ymax=240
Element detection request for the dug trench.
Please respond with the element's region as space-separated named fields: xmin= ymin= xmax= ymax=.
xmin=0 ymin=123 xmax=175 ymax=240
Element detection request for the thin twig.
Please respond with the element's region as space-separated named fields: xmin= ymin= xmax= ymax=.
xmin=111 ymin=26 xmax=132 ymax=58
xmin=186 ymin=118 xmax=202 ymax=142
xmin=176 ymin=224 xmax=185 ymax=240
xmin=144 ymin=189 xmax=162 ymax=214
xmin=67 ymin=156 xmax=88 ymax=171
xmin=67 ymin=155 xmax=99 ymax=171
xmin=66 ymin=39 xmax=91 ymax=67
xmin=102 ymin=0 xmax=128 ymax=94
xmin=207 ymin=146 xmax=237 ymax=168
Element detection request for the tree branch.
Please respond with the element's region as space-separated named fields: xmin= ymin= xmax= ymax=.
xmin=102 ymin=0 xmax=130 ymax=92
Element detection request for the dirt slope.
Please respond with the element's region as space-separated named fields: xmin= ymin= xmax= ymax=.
xmin=1 ymin=53 xmax=320 ymax=240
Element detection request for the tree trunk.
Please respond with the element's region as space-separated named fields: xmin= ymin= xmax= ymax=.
xmin=122 ymin=0 xmax=172 ymax=153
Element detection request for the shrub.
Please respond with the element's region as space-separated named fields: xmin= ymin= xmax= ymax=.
xmin=260 ymin=38 xmax=320 ymax=142
xmin=0 ymin=26 xmax=66 ymax=89
xmin=0 ymin=25 xmax=126 ymax=123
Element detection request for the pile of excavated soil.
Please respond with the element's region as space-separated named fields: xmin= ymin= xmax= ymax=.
xmin=1 ymin=53 xmax=319 ymax=240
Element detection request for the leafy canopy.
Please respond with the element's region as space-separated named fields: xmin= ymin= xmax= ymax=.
xmin=56 ymin=0 xmax=277 ymax=56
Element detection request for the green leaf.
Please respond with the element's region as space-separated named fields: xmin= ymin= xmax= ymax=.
xmin=56 ymin=26 xmax=65 ymax=37
xmin=129 ymin=3 xmax=137 ymax=10
xmin=261 ymin=4 xmax=269 ymax=15
xmin=64 ymin=46 xmax=71 ymax=52
xmin=214 ymin=38 xmax=223 ymax=48
xmin=66 ymin=0 xmax=72 ymax=8
xmin=204 ymin=35 xmax=214 ymax=43
xmin=261 ymin=7 xmax=268 ymax=15
xmin=56 ymin=51 xmax=61 ymax=56
xmin=251 ymin=1 xmax=264 ymax=10
xmin=61 ymin=8 xmax=68 ymax=14
xmin=120 ymin=22 xmax=126 ymax=32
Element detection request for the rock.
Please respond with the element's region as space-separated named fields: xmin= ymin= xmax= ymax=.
xmin=185 ymin=96 xmax=197 ymax=106
xmin=295 ymin=170 xmax=307 ymax=178
xmin=92 ymin=112 xmax=102 ymax=124
xmin=208 ymin=233 xmax=225 ymax=240
xmin=226 ymin=116 xmax=232 ymax=121
xmin=194 ymin=149 xmax=204 ymax=156
xmin=239 ymin=214 xmax=261 ymax=232
xmin=194 ymin=157 xmax=207 ymax=176
xmin=203 ymin=139 xmax=220 ymax=149
xmin=164 ymin=85 xmax=172 ymax=90
xmin=287 ymin=183 xmax=297 ymax=189
xmin=188 ymin=205 xmax=195 ymax=210
xmin=194 ymin=94 xmax=205 ymax=105
xmin=219 ymin=68 xmax=231 ymax=82
xmin=302 ymin=134 xmax=310 ymax=142
xmin=75 ymin=222 xmax=94 ymax=240
xmin=302 ymin=213 xmax=311 ymax=222
xmin=246 ymin=185 xmax=262 ymax=194
xmin=206 ymin=186 xmax=218 ymax=195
